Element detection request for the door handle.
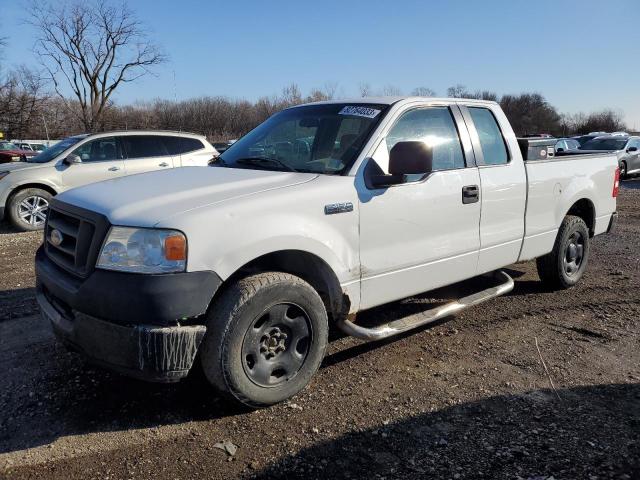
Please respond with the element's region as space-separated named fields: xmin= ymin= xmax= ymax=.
xmin=159 ymin=162 xmax=170 ymax=167
xmin=108 ymin=166 xmax=120 ymax=172
xmin=462 ymin=185 xmax=479 ymax=204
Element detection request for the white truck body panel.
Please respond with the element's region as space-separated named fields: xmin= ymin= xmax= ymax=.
xmin=518 ymin=153 xmax=618 ymax=261
xmin=52 ymin=97 xmax=618 ymax=316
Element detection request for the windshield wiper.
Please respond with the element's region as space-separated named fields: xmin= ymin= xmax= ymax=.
xmin=234 ymin=157 xmax=298 ymax=173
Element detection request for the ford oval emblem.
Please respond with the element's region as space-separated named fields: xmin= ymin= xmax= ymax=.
xmin=50 ymin=229 xmax=64 ymax=247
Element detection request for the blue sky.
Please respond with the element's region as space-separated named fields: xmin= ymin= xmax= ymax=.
xmin=2 ymin=0 xmax=639 ymax=127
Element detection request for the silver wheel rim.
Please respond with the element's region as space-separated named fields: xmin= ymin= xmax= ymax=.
xmin=18 ymin=195 xmax=49 ymax=227
xmin=563 ymin=231 xmax=585 ymax=277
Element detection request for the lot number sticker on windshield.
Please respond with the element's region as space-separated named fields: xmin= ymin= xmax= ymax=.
xmin=339 ymin=106 xmax=381 ymax=118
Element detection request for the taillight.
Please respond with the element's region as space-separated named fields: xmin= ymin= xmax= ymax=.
xmin=612 ymin=167 xmax=620 ymax=197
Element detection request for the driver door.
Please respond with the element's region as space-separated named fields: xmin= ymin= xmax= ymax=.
xmin=61 ymin=136 xmax=126 ymax=190
xmin=357 ymin=105 xmax=481 ymax=310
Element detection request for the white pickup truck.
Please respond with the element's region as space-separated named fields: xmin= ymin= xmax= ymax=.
xmin=35 ymin=97 xmax=619 ymax=407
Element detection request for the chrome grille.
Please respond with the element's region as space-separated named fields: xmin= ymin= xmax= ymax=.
xmin=45 ymin=207 xmax=96 ymax=277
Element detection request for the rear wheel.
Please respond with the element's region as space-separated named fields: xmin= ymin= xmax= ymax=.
xmin=200 ymin=272 xmax=328 ymax=408
xmin=7 ymin=188 xmax=52 ymax=231
xmin=536 ymin=215 xmax=590 ymax=289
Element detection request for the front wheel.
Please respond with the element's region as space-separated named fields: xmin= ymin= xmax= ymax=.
xmin=620 ymin=161 xmax=628 ymax=179
xmin=536 ymin=215 xmax=590 ymax=289
xmin=200 ymin=272 xmax=328 ymax=408
xmin=7 ymin=188 xmax=52 ymax=231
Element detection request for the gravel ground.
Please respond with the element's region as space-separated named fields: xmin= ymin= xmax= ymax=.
xmin=1 ymin=180 xmax=639 ymax=479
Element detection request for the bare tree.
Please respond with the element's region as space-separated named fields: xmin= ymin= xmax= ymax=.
xmin=382 ymin=84 xmax=402 ymax=96
xmin=323 ymin=81 xmax=338 ymax=100
xmin=29 ymin=0 xmax=166 ymax=131
xmin=358 ymin=82 xmax=372 ymax=97
xmin=447 ymin=84 xmax=468 ymax=98
xmin=411 ymin=87 xmax=437 ymax=97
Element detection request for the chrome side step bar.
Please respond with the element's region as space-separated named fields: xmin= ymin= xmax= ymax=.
xmin=337 ymin=270 xmax=514 ymax=341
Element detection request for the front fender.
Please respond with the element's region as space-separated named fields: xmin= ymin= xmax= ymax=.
xmin=164 ymin=176 xmax=361 ymax=285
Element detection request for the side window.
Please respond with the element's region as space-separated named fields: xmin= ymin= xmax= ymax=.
xmin=121 ymin=136 xmax=169 ymax=159
xmin=163 ymin=136 xmax=183 ymax=155
xmin=386 ymin=107 xmax=466 ymax=171
xmin=164 ymin=136 xmax=205 ymax=154
xmin=567 ymin=139 xmax=580 ymax=150
xmin=71 ymin=137 xmax=120 ymax=162
xmin=182 ymin=137 xmax=204 ymax=153
xmin=468 ymin=107 xmax=509 ymax=165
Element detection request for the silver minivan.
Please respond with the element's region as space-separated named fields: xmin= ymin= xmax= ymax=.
xmin=0 ymin=130 xmax=218 ymax=231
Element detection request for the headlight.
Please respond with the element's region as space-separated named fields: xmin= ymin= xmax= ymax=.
xmin=97 ymin=227 xmax=187 ymax=273
xmin=0 ymin=171 xmax=9 ymax=181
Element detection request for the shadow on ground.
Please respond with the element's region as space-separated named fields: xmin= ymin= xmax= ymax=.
xmin=0 ymin=287 xmax=38 ymax=321
xmin=0 ymin=266 xmax=544 ymax=454
xmin=255 ymin=383 xmax=640 ymax=479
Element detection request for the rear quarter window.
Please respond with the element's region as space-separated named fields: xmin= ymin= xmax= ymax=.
xmin=163 ymin=136 xmax=205 ymax=155
xmin=468 ymin=107 xmax=509 ymax=165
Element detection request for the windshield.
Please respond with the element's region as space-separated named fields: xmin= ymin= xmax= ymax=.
xmin=28 ymin=136 xmax=85 ymax=163
xmin=580 ymin=138 xmax=628 ymax=151
xmin=0 ymin=142 xmax=19 ymax=151
xmin=217 ymin=103 xmax=389 ymax=174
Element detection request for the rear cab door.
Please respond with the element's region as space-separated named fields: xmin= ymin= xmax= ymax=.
xmin=120 ymin=135 xmax=176 ymax=175
xmin=458 ymin=103 xmax=527 ymax=274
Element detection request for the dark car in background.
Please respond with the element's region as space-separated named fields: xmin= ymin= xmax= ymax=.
xmin=0 ymin=141 xmax=39 ymax=163
xmin=579 ymin=135 xmax=640 ymax=178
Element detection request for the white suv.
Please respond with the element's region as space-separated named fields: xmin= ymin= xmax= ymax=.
xmin=0 ymin=130 xmax=218 ymax=231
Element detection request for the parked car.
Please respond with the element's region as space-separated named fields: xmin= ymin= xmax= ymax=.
xmin=15 ymin=142 xmax=47 ymax=152
xmin=611 ymin=131 xmax=629 ymax=137
xmin=573 ymin=134 xmax=603 ymax=146
xmin=555 ymin=138 xmax=581 ymax=153
xmin=0 ymin=141 xmax=39 ymax=163
xmin=579 ymin=135 xmax=640 ymax=178
xmin=212 ymin=142 xmax=231 ymax=153
xmin=0 ymin=130 xmax=218 ymax=230
xmin=35 ymin=98 xmax=618 ymax=407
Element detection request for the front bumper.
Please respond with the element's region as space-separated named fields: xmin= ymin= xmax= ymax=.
xmin=37 ymin=288 xmax=206 ymax=381
xmin=35 ymin=246 xmax=222 ymax=382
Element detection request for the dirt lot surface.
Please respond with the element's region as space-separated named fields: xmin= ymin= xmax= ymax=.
xmin=1 ymin=181 xmax=639 ymax=480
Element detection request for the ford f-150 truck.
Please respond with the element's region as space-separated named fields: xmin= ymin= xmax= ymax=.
xmin=35 ymin=97 xmax=619 ymax=407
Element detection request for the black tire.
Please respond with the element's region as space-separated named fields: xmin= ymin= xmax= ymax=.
xmin=7 ymin=188 xmax=52 ymax=231
xmin=200 ymin=272 xmax=328 ymax=408
xmin=620 ymin=161 xmax=628 ymax=179
xmin=536 ymin=215 xmax=590 ymax=289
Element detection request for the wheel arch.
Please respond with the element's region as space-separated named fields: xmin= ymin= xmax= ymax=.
xmin=7 ymin=182 xmax=58 ymax=203
xmin=565 ymin=198 xmax=596 ymax=237
xmin=215 ymin=249 xmax=350 ymax=323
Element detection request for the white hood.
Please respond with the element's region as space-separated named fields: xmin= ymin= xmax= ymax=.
xmin=56 ymin=166 xmax=318 ymax=226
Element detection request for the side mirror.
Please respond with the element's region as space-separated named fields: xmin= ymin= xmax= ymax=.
xmin=628 ymin=146 xmax=638 ymax=152
xmin=64 ymin=154 xmax=82 ymax=165
xmin=369 ymin=141 xmax=433 ymax=188
xmin=556 ymin=147 xmax=564 ymax=153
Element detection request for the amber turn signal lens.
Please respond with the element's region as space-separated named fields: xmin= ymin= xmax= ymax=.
xmin=164 ymin=234 xmax=186 ymax=261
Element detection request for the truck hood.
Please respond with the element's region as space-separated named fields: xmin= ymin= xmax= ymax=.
xmin=57 ymin=166 xmax=319 ymax=226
